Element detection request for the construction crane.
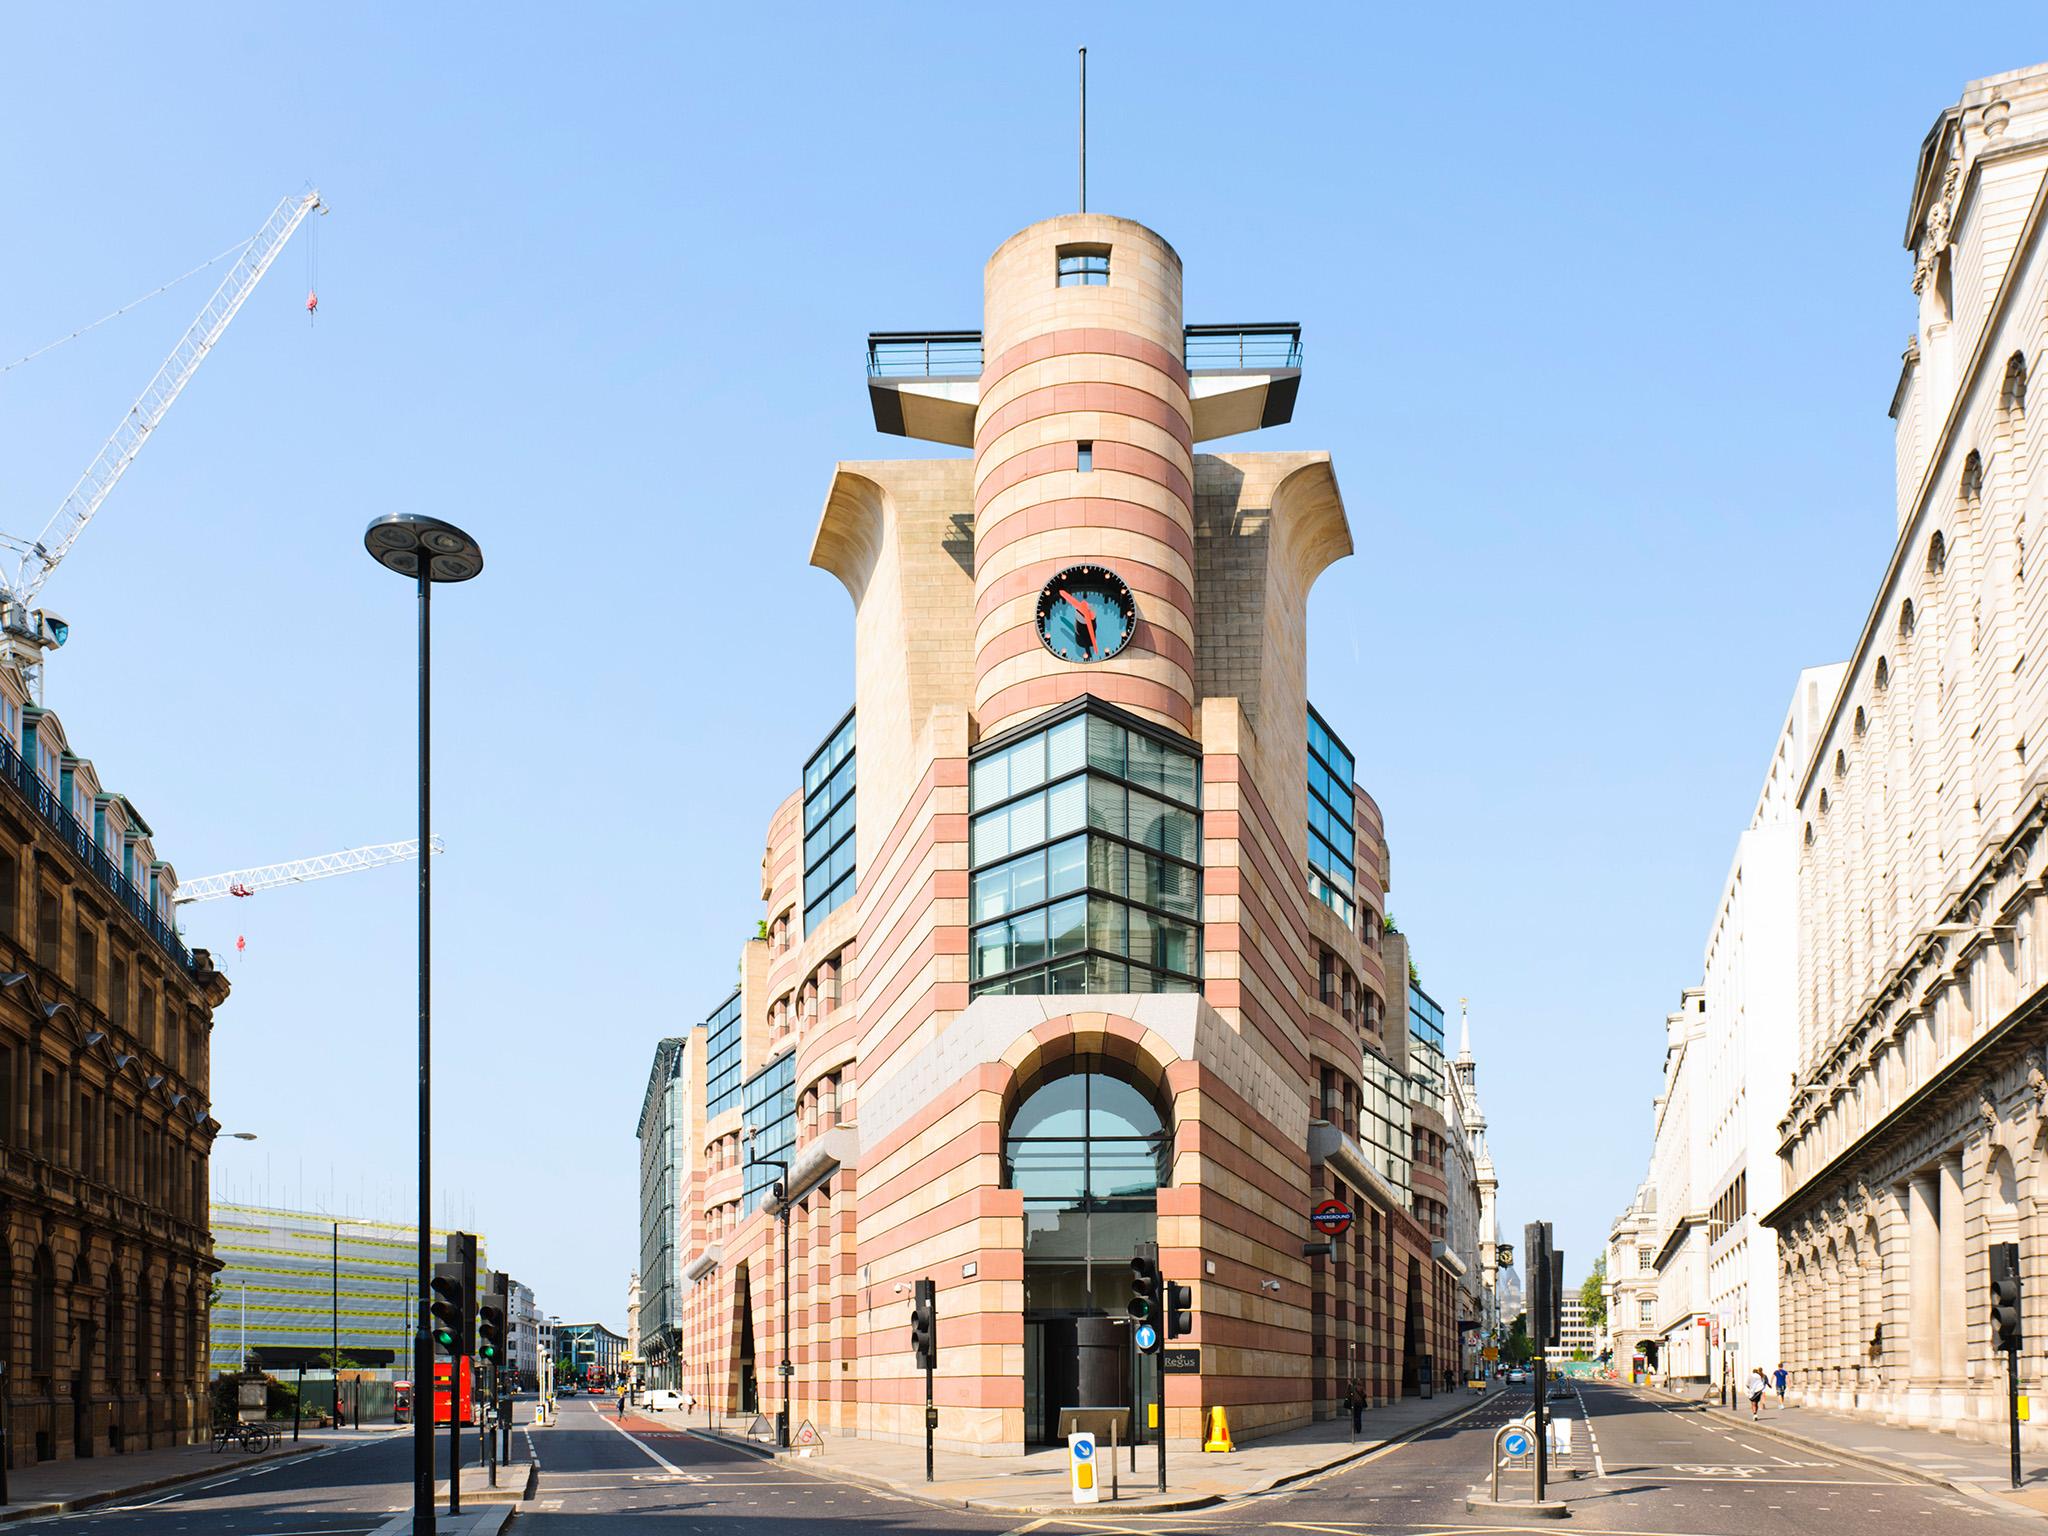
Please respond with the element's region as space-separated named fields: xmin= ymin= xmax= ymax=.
xmin=0 ymin=189 xmax=325 ymax=692
xmin=174 ymin=837 xmax=441 ymax=906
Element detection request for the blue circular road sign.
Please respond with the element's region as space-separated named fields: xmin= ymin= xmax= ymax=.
xmin=1134 ymin=1323 xmax=1159 ymax=1352
xmin=1503 ymin=1430 xmax=1531 ymax=1457
xmin=1073 ymin=1437 xmax=1094 ymax=1460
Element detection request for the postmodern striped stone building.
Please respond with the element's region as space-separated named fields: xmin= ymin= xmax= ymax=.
xmin=662 ymin=212 xmax=1471 ymax=1452
xmin=1769 ymin=62 xmax=2048 ymax=1443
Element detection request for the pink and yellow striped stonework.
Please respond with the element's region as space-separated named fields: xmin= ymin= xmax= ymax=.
xmin=662 ymin=214 xmax=1460 ymax=1456
xmin=973 ymin=216 xmax=1196 ymax=738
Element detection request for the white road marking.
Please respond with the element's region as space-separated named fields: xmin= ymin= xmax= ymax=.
xmin=589 ymin=1400 xmax=685 ymax=1475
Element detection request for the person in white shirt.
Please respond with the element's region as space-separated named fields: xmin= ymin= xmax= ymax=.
xmin=1745 ymin=1367 xmax=1768 ymax=1421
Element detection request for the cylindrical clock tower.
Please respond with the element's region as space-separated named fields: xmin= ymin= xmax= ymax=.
xmin=971 ymin=214 xmax=1197 ymax=740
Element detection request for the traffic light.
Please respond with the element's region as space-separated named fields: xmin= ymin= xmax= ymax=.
xmin=1994 ymin=1242 xmax=2024 ymax=1354
xmin=1131 ymin=1241 xmax=1158 ymax=1327
xmin=910 ymin=1277 xmax=937 ymax=1371
xmin=479 ymin=1292 xmax=508 ymax=1365
xmin=1166 ymin=1280 xmax=1193 ymax=1341
xmin=430 ymin=1263 xmax=466 ymax=1357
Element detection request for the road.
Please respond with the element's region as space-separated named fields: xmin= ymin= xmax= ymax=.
xmin=22 ymin=1381 xmax=2036 ymax=1533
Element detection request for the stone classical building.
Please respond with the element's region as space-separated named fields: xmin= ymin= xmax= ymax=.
xmin=1766 ymin=61 xmax=2048 ymax=1442
xmin=1447 ymin=1001 xmax=1501 ymax=1348
xmin=0 ymin=666 xmax=231 ymax=1468
xmin=1606 ymin=1181 xmax=1658 ymax=1373
xmin=667 ymin=209 xmax=1461 ymax=1453
xmin=1694 ymin=666 xmax=1844 ymax=1388
xmin=1650 ymin=987 xmax=1710 ymax=1382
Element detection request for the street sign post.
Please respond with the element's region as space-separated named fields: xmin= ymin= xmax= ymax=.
xmin=1068 ymin=1432 xmax=1101 ymax=1504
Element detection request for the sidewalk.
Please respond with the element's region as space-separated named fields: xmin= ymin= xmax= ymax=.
xmin=678 ymin=1386 xmax=1499 ymax=1513
xmin=1660 ymin=1386 xmax=2048 ymax=1520
xmin=0 ymin=1433 xmax=343 ymax=1524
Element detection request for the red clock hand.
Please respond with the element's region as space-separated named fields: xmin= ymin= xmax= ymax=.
xmin=1059 ymin=590 xmax=1099 ymax=654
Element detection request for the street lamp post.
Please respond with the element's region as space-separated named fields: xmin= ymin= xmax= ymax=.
xmin=364 ymin=514 xmax=484 ymax=1536
xmin=743 ymin=1127 xmax=791 ymax=1451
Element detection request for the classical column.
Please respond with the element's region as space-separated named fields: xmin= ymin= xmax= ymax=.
xmin=1908 ymin=1173 xmax=1941 ymax=1383
xmin=1822 ymin=1253 xmax=1843 ymax=1393
xmin=1939 ymin=1154 xmax=1967 ymax=1384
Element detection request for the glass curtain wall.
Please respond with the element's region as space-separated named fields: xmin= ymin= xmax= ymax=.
xmin=969 ymin=704 xmax=1200 ymax=997
xmin=802 ymin=710 xmax=856 ymax=934
xmin=1004 ymin=1067 xmax=1168 ymax=1299
xmin=705 ymin=990 xmax=745 ymax=1122
xmin=1307 ymin=705 xmax=1357 ymax=930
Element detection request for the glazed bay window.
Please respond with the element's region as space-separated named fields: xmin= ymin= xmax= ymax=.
xmin=970 ymin=703 xmax=1200 ymax=997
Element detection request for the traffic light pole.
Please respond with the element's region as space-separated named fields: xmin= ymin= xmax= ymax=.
xmin=1155 ymin=1354 xmax=1166 ymax=1494
xmin=2011 ymin=1341 xmax=2023 ymax=1490
xmin=1532 ymin=1352 xmax=1547 ymax=1501
xmin=447 ymin=1358 xmax=461 ymax=1515
xmin=925 ymin=1359 xmax=934 ymax=1484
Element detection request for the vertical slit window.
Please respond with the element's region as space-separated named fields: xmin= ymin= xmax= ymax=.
xmin=801 ymin=709 xmax=856 ymax=934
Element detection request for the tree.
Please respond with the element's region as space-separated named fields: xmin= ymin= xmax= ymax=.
xmin=1502 ymin=1311 xmax=1533 ymax=1364
xmin=1579 ymin=1254 xmax=1608 ymax=1334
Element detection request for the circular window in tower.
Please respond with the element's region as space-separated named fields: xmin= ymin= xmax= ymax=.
xmin=1035 ymin=564 xmax=1138 ymax=664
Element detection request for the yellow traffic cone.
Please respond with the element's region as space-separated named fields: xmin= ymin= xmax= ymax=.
xmin=1203 ymin=1405 xmax=1234 ymax=1452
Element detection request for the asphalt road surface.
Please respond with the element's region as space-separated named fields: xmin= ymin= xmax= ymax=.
xmin=23 ymin=1382 xmax=2039 ymax=1534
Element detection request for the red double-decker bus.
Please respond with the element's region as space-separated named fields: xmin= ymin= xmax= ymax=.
xmin=432 ymin=1358 xmax=475 ymax=1427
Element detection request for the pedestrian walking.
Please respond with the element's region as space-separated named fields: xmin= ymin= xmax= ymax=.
xmin=617 ymin=1387 xmax=627 ymax=1420
xmin=1347 ymin=1378 xmax=1366 ymax=1434
xmin=1773 ymin=1363 xmax=1787 ymax=1406
xmin=1745 ymin=1366 xmax=1767 ymax=1421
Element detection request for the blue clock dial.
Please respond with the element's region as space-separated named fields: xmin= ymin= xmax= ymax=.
xmin=1035 ymin=564 xmax=1138 ymax=664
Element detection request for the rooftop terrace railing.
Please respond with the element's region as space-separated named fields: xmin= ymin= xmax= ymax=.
xmin=0 ymin=733 xmax=192 ymax=970
xmin=1183 ymin=323 xmax=1303 ymax=371
xmin=866 ymin=332 xmax=985 ymax=379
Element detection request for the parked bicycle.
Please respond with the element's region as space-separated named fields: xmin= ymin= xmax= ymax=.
xmin=211 ymin=1417 xmax=279 ymax=1454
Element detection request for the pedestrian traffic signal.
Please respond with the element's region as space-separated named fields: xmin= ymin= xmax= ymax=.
xmin=479 ymin=1292 xmax=507 ymax=1364
xmin=1131 ymin=1241 xmax=1158 ymax=1326
xmin=430 ymin=1263 xmax=467 ymax=1357
xmin=910 ymin=1277 xmax=937 ymax=1371
xmin=1166 ymin=1280 xmax=1193 ymax=1340
xmin=1994 ymin=1241 xmax=2024 ymax=1354
xmin=1547 ymin=1246 xmax=1565 ymax=1348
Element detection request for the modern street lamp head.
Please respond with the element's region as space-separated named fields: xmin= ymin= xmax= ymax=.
xmin=363 ymin=514 xmax=485 ymax=582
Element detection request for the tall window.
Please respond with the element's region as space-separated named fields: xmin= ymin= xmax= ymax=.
xmin=1407 ymin=985 xmax=1446 ymax=1115
xmin=1005 ymin=1066 xmax=1168 ymax=1270
xmin=801 ymin=710 xmax=856 ymax=934
xmin=741 ymin=1050 xmax=795 ymax=1214
xmin=1307 ymin=706 xmax=1357 ymax=928
xmin=969 ymin=703 xmax=1200 ymax=997
xmin=704 ymin=990 xmax=745 ymax=1122
xmin=1056 ymin=246 xmax=1110 ymax=287
xmin=1359 ymin=1048 xmax=1411 ymax=1203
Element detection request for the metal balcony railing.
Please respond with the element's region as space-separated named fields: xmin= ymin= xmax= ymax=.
xmin=865 ymin=323 xmax=1305 ymax=379
xmin=0 ymin=734 xmax=192 ymax=969
xmin=1183 ymin=323 xmax=1303 ymax=371
xmin=866 ymin=332 xmax=985 ymax=379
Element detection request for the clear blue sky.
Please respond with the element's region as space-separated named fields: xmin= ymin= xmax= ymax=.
xmin=5 ymin=5 xmax=2044 ymax=1327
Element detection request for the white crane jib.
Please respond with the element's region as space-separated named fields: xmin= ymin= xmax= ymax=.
xmin=174 ymin=837 xmax=442 ymax=905
xmin=1 ymin=189 xmax=324 ymax=689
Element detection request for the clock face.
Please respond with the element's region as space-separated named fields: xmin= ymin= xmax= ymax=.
xmin=1036 ymin=564 xmax=1138 ymax=664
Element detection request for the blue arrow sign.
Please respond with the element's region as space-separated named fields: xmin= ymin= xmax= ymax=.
xmin=1073 ymin=1437 xmax=1094 ymax=1460
xmin=1134 ymin=1323 xmax=1159 ymax=1352
xmin=1503 ymin=1430 xmax=1531 ymax=1457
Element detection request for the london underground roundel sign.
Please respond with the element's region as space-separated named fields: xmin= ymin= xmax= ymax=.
xmin=1311 ymin=1198 xmax=1355 ymax=1237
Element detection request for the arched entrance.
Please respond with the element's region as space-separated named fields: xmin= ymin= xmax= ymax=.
xmin=1005 ymin=1059 xmax=1170 ymax=1445
xmin=730 ymin=1264 xmax=757 ymax=1415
